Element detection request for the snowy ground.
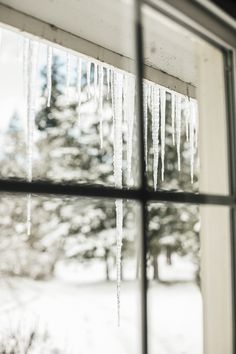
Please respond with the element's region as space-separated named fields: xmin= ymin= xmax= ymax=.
xmin=0 ymin=275 xmax=202 ymax=354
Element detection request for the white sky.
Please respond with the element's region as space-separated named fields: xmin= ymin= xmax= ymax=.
xmin=0 ymin=29 xmax=54 ymax=131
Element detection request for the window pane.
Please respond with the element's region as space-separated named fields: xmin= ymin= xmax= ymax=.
xmin=147 ymin=203 xmax=232 ymax=354
xmin=0 ymin=194 xmax=141 ymax=354
xmin=0 ymin=1 xmax=139 ymax=188
xmin=142 ymin=6 xmax=229 ymax=195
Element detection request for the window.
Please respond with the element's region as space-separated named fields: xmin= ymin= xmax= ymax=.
xmin=0 ymin=1 xmax=235 ymax=354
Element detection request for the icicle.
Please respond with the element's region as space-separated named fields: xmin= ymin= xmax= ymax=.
xmin=171 ymin=92 xmax=176 ymax=146
xmin=98 ymin=65 xmax=104 ymax=148
xmin=113 ymin=71 xmax=123 ymax=326
xmin=124 ymin=75 xmax=135 ymax=186
xmin=115 ymin=198 xmax=123 ymax=327
xmin=194 ymin=100 xmax=199 ymax=150
xmin=26 ymin=40 xmax=38 ymax=238
xmin=94 ymin=63 xmax=98 ymax=98
xmin=160 ymin=88 xmax=166 ymax=181
xmin=176 ymin=95 xmax=182 ymax=171
xmin=107 ymin=67 xmax=110 ymax=98
xmin=46 ymin=46 xmax=53 ymax=108
xmin=27 ymin=194 xmax=32 ymax=236
xmin=184 ymin=97 xmax=190 ymax=142
xmin=87 ymin=61 xmax=91 ymax=99
xmin=143 ymin=82 xmax=148 ymax=171
xmin=190 ymin=99 xmax=195 ymax=183
xmin=152 ymin=85 xmax=160 ymax=190
xmin=65 ymin=52 xmax=71 ymax=100
xmin=76 ymin=57 xmax=82 ymax=121
xmin=0 ymin=29 xmax=2 ymax=52
xmin=23 ymin=38 xmax=30 ymax=100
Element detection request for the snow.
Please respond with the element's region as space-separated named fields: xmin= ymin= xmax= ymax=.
xmin=0 ymin=275 xmax=202 ymax=354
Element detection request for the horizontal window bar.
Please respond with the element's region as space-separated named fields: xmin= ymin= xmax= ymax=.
xmin=0 ymin=179 xmax=234 ymax=206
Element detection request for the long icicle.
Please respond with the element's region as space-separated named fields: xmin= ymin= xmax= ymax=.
xmin=113 ymin=71 xmax=123 ymax=327
xmin=98 ymin=65 xmax=104 ymax=148
xmin=152 ymin=85 xmax=160 ymax=190
xmin=76 ymin=57 xmax=82 ymax=123
xmin=171 ymin=92 xmax=176 ymax=146
xmin=26 ymin=40 xmax=38 ymax=237
xmin=160 ymin=88 xmax=166 ymax=181
xmin=124 ymin=75 xmax=135 ymax=186
xmin=143 ymin=82 xmax=148 ymax=171
xmin=176 ymin=95 xmax=182 ymax=171
xmin=87 ymin=61 xmax=91 ymax=99
xmin=46 ymin=46 xmax=53 ymax=108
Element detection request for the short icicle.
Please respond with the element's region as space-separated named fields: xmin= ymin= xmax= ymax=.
xmin=152 ymin=85 xmax=160 ymax=190
xmin=98 ymin=65 xmax=104 ymax=148
xmin=124 ymin=75 xmax=135 ymax=186
xmin=76 ymin=57 xmax=82 ymax=122
xmin=184 ymin=96 xmax=190 ymax=142
xmin=176 ymin=95 xmax=182 ymax=171
xmin=160 ymin=88 xmax=166 ymax=181
xmin=107 ymin=67 xmax=110 ymax=98
xmin=171 ymin=92 xmax=176 ymax=146
xmin=113 ymin=71 xmax=123 ymax=327
xmin=87 ymin=61 xmax=91 ymax=99
xmin=46 ymin=46 xmax=53 ymax=108
xmin=190 ymin=99 xmax=197 ymax=183
xmin=94 ymin=63 xmax=98 ymax=99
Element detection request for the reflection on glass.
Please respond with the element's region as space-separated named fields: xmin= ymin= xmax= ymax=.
xmin=0 ymin=196 xmax=140 ymax=354
xmin=147 ymin=203 xmax=202 ymax=354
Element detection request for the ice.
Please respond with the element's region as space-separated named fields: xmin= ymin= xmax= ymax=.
xmin=190 ymin=99 xmax=196 ymax=183
xmin=143 ymin=82 xmax=148 ymax=171
xmin=151 ymin=85 xmax=160 ymax=190
xmin=23 ymin=38 xmax=30 ymax=100
xmin=26 ymin=40 xmax=38 ymax=237
xmin=107 ymin=67 xmax=110 ymax=98
xmin=176 ymin=95 xmax=182 ymax=171
xmin=184 ymin=96 xmax=190 ymax=142
xmin=160 ymin=88 xmax=166 ymax=181
xmin=94 ymin=63 xmax=98 ymax=99
xmin=65 ymin=52 xmax=71 ymax=100
xmin=76 ymin=57 xmax=82 ymax=121
xmin=171 ymin=92 xmax=176 ymax=146
xmin=113 ymin=71 xmax=124 ymax=325
xmin=87 ymin=61 xmax=91 ymax=99
xmin=115 ymin=199 xmax=123 ymax=327
xmin=124 ymin=75 xmax=135 ymax=186
xmin=46 ymin=46 xmax=53 ymax=108
xmin=27 ymin=194 xmax=32 ymax=236
xmin=98 ymin=65 xmax=104 ymax=148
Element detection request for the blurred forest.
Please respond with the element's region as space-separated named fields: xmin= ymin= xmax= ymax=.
xmin=0 ymin=55 xmax=200 ymax=284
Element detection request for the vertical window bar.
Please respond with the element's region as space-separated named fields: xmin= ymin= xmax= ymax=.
xmin=224 ymin=49 xmax=236 ymax=354
xmin=134 ymin=1 xmax=148 ymax=354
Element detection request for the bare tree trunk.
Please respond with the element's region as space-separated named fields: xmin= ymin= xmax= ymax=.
xmin=104 ymin=249 xmax=110 ymax=281
xmin=153 ymin=255 xmax=159 ymax=281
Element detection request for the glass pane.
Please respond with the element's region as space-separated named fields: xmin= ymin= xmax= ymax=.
xmin=0 ymin=1 xmax=139 ymax=188
xmin=147 ymin=202 xmax=202 ymax=354
xmin=142 ymin=6 xmax=229 ymax=195
xmin=0 ymin=194 xmax=141 ymax=354
xmin=147 ymin=203 xmax=232 ymax=354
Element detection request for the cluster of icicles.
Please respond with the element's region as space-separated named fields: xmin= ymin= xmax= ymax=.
xmin=22 ymin=37 xmax=198 ymax=326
